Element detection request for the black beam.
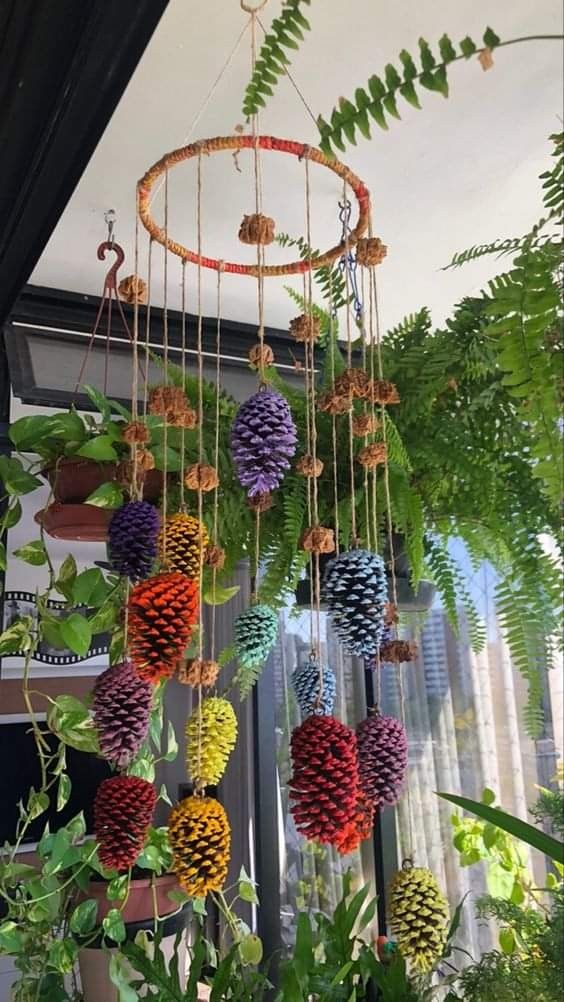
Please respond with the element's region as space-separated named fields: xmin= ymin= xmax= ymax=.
xmin=0 ymin=0 xmax=169 ymax=324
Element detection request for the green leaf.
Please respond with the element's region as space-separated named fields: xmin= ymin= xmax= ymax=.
xmin=59 ymin=613 xmax=92 ymax=656
xmin=27 ymin=790 xmax=50 ymax=820
xmin=0 ymin=617 xmax=33 ymax=655
xmin=127 ymin=757 xmax=155 ymax=782
xmin=0 ymin=456 xmax=42 ymax=495
xmin=460 ymin=35 xmax=477 ymax=57
xmin=71 ymin=567 xmax=110 ymax=607
xmin=48 ymin=694 xmax=99 ymax=753
xmin=203 ymin=583 xmax=240 ymax=606
xmin=103 ymin=908 xmax=126 ymax=944
xmin=483 ymin=27 xmax=501 ymax=48
xmin=436 ymin=792 xmax=564 ymax=863
xmin=82 ymin=385 xmax=111 ymax=421
xmin=89 ymin=602 xmax=119 ymax=634
xmin=70 ymin=899 xmax=98 ymax=935
xmin=238 ymin=933 xmax=263 ymax=966
xmin=482 ymin=787 xmax=496 ymax=806
xmin=56 ymin=773 xmax=71 ymax=812
xmin=0 ymin=920 xmax=24 ymax=953
xmin=239 ymin=877 xmax=259 ymax=904
xmin=109 ymin=953 xmax=138 ymax=1002
xmin=419 ymin=38 xmax=436 ymax=71
xmin=439 ymin=34 xmax=457 ymax=62
xmin=54 ymin=553 xmax=77 ymax=599
xmin=76 ymin=436 xmax=119 ymax=461
xmin=85 ymin=481 xmax=124 ymax=509
xmin=3 ymin=498 xmax=22 ymax=530
xmin=163 ymin=720 xmax=178 ymax=763
xmin=13 ymin=539 xmax=48 ymax=565
xmin=399 ymin=49 xmax=417 ymax=80
xmin=399 ymin=80 xmax=421 ymax=109
xmin=107 ymin=874 xmax=130 ymax=902
xmin=499 ymin=926 xmax=516 ymax=955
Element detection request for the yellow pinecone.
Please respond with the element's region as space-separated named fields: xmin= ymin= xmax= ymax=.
xmin=160 ymin=513 xmax=208 ymax=581
xmin=186 ymin=697 xmax=237 ymax=787
xmin=389 ymin=864 xmax=449 ymax=973
xmin=168 ymin=795 xmax=230 ymax=897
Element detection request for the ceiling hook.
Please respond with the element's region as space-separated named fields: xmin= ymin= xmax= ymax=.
xmin=104 ymin=208 xmax=116 ymax=247
xmin=97 ymin=240 xmax=125 ymax=294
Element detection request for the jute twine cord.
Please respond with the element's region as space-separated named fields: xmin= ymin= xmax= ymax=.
xmin=179 ymin=260 xmax=187 ymax=513
xmin=328 ymin=275 xmax=340 ymax=557
xmin=142 ymin=237 xmax=153 ymax=419
xmin=211 ymin=265 xmax=223 ymax=661
xmin=138 ymin=136 xmax=370 ymax=277
xmin=343 ymin=181 xmax=357 ymax=546
xmin=196 ymin=152 xmax=205 ymax=793
xmin=160 ymin=170 xmax=170 ymax=562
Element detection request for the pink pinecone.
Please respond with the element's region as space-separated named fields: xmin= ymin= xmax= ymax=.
xmin=93 ymin=661 xmax=152 ymax=768
xmin=356 ymin=711 xmax=408 ymax=807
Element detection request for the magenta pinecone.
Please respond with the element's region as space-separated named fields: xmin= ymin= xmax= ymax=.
xmin=93 ymin=661 xmax=152 ymax=768
xmin=108 ymin=500 xmax=159 ymax=581
xmin=356 ymin=711 xmax=408 ymax=807
xmin=231 ymin=388 xmax=297 ymax=497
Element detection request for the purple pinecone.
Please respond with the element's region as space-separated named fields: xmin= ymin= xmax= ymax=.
xmin=93 ymin=661 xmax=152 ymax=768
xmin=356 ymin=711 xmax=408 ymax=807
xmin=231 ymin=388 xmax=297 ymax=497
xmin=108 ymin=500 xmax=159 ymax=580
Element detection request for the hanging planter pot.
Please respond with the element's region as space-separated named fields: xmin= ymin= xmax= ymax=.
xmin=34 ymin=502 xmax=113 ymax=542
xmin=41 ymin=457 xmax=163 ymax=504
xmin=294 ymin=534 xmax=436 ymax=612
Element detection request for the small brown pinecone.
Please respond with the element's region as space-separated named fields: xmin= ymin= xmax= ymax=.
xmin=238 ymin=213 xmax=275 ymax=245
xmin=355 ymin=237 xmax=387 ymax=267
xmin=136 ymin=449 xmax=155 ymax=471
xmin=365 ymin=380 xmax=400 ymax=405
xmin=357 ymin=442 xmax=387 ymax=468
xmin=384 ymin=602 xmax=399 ymax=627
xmin=247 ymin=492 xmax=273 ymax=513
xmin=118 ymin=274 xmax=148 ymax=304
xmin=149 ymin=385 xmax=188 ymax=420
xmin=178 ymin=658 xmax=220 ymax=688
xmin=170 ymin=407 xmax=198 ymax=429
xmin=300 ymin=525 xmax=335 ymax=554
xmin=249 ymin=343 xmax=274 ymax=369
xmin=317 ymin=391 xmax=351 ymax=416
xmin=379 ymin=639 xmax=418 ymax=664
xmin=352 ymin=413 xmax=380 ymax=437
xmin=205 ymin=544 xmax=226 ymax=570
xmin=334 ymin=368 xmax=369 ymax=399
xmin=122 ymin=421 xmax=150 ymax=445
xmin=296 ymin=454 xmax=324 ymax=478
xmin=289 ymin=313 xmax=321 ymax=344
xmin=184 ymin=463 xmax=219 ymax=492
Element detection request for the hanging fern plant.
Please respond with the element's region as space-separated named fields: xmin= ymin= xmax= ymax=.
xmin=242 ymin=0 xmax=312 ymax=119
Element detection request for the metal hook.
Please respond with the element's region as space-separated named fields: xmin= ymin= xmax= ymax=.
xmin=97 ymin=241 xmax=125 ymax=293
xmin=104 ymin=208 xmax=116 ymax=247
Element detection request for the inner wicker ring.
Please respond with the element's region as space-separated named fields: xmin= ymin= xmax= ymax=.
xmin=137 ymin=135 xmax=371 ymax=277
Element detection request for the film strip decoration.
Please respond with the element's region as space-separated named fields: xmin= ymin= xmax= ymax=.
xmin=2 ymin=592 xmax=110 ymax=665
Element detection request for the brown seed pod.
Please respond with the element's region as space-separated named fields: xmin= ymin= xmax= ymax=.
xmin=149 ymin=385 xmax=188 ymax=418
xmin=352 ymin=413 xmax=380 ymax=437
xmin=178 ymin=658 xmax=220 ymax=688
xmin=184 ymin=463 xmax=219 ymax=492
xmin=296 ymin=454 xmax=324 ymax=478
xmin=334 ymin=368 xmax=370 ymax=399
xmin=355 ymin=237 xmax=388 ymax=267
xmin=248 ymin=343 xmax=274 ymax=369
xmin=365 ymin=380 xmax=400 ymax=405
xmin=317 ymin=391 xmax=351 ymax=416
xmin=289 ymin=313 xmax=321 ymax=344
xmin=238 ymin=213 xmax=275 ymax=245
xmin=170 ymin=407 xmax=198 ymax=429
xmin=247 ymin=492 xmax=273 ymax=513
xmin=205 ymin=544 xmax=226 ymax=570
xmin=384 ymin=602 xmax=399 ymax=627
xmin=136 ymin=449 xmax=156 ymax=471
xmin=357 ymin=442 xmax=387 ymax=468
xmin=379 ymin=639 xmax=418 ymax=664
xmin=117 ymin=275 xmax=148 ymax=305
xmin=122 ymin=421 xmax=150 ymax=445
xmin=300 ymin=525 xmax=335 ymax=554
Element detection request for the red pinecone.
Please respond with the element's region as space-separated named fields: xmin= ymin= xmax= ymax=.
xmin=128 ymin=572 xmax=199 ymax=683
xmin=94 ymin=775 xmax=156 ymax=873
xmin=289 ymin=715 xmax=360 ymax=845
xmin=356 ymin=711 xmax=408 ymax=808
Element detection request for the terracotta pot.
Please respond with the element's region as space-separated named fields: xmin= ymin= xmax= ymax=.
xmin=42 ymin=457 xmax=163 ymax=504
xmin=34 ymin=502 xmax=113 ymax=542
xmin=85 ymin=872 xmax=179 ymax=923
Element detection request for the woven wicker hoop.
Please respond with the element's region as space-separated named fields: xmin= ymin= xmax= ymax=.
xmin=137 ymin=135 xmax=371 ymax=277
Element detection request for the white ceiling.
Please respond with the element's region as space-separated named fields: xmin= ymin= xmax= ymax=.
xmin=31 ymin=0 xmax=563 ymax=335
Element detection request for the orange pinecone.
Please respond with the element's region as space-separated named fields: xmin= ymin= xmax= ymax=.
xmin=128 ymin=572 xmax=199 ymax=683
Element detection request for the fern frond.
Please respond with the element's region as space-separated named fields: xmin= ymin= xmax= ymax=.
xmin=495 ymin=575 xmax=548 ymax=738
xmin=232 ymin=660 xmax=263 ymax=701
xmin=242 ymin=0 xmax=312 ymax=119
xmin=283 ymin=286 xmax=334 ymax=348
xmin=277 ymin=232 xmax=349 ymax=311
xmin=442 ymin=231 xmax=559 ymax=270
xmin=383 ymin=413 xmax=412 ymax=471
xmin=316 ymin=28 xmax=503 ymax=156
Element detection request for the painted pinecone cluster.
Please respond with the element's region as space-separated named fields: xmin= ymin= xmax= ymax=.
xmin=291 ymin=658 xmax=336 ymax=717
xmin=289 ymin=715 xmax=359 ymax=844
xmin=389 ymin=865 xmax=449 ymax=972
xmin=322 ymin=549 xmax=387 ymax=657
xmin=160 ymin=513 xmax=208 ymax=581
xmin=231 ymin=388 xmax=297 ymax=497
xmin=356 ymin=712 xmax=408 ymax=807
xmin=169 ymin=795 xmax=231 ymax=897
xmin=94 ymin=775 xmax=156 ymax=872
xmin=186 ymin=697 xmax=238 ymax=787
xmin=128 ymin=572 xmax=198 ymax=683
xmin=92 ymin=661 xmax=152 ymax=768
xmin=234 ymin=604 xmax=278 ymax=667
xmin=108 ymin=500 xmax=159 ymax=581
